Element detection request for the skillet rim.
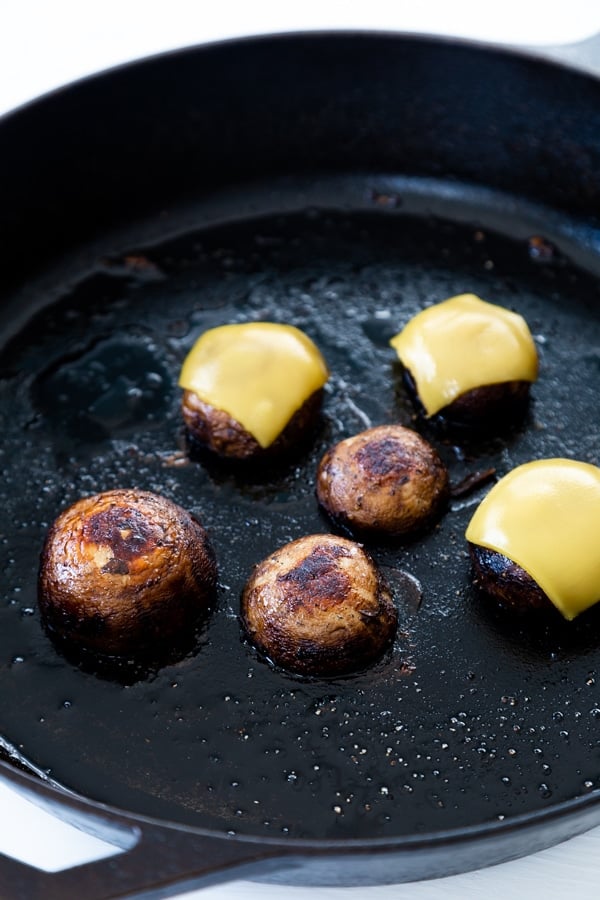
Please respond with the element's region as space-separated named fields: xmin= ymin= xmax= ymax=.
xmin=1 ymin=27 xmax=598 ymax=129
xmin=3 ymin=752 xmax=600 ymax=853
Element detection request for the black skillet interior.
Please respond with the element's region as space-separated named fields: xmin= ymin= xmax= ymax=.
xmin=0 ymin=33 xmax=600 ymax=849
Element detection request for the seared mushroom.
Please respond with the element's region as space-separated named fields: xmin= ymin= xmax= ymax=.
xmin=179 ymin=322 xmax=329 ymax=461
xmin=390 ymin=293 xmax=538 ymax=431
xmin=466 ymin=459 xmax=600 ymax=620
xmin=316 ymin=425 xmax=449 ymax=538
xmin=241 ymin=534 xmax=397 ymax=676
xmin=39 ymin=489 xmax=217 ymax=657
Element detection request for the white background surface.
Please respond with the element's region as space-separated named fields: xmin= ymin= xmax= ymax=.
xmin=1 ymin=2 xmax=600 ymax=898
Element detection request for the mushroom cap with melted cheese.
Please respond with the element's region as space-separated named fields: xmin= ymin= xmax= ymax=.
xmin=466 ymin=459 xmax=600 ymax=620
xmin=390 ymin=294 xmax=538 ymax=427
xmin=179 ymin=322 xmax=329 ymax=460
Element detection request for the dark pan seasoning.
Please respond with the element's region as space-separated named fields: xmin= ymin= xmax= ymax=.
xmin=0 ymin=202 xmax=599 ymax=846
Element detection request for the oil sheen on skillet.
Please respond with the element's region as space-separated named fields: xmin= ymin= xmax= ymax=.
xmin=0 ymin=203 xmax=599 ymax=841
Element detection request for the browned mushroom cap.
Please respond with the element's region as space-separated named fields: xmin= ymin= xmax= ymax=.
xmin=182 ymin=387 xmax=323 ymax=462
xmin=316 ymin=425 xmax=449 ymax=538
xmin=241 ymin=534 xmax=397 ymax=676
xmin=38 ymin=489 xmax=217 ymax=658
xmin=469 ymin=544 xmax=553 ymax=614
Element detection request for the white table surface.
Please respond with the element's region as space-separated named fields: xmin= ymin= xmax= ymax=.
xmin=2 ymin=2 xmax=600 ymax=898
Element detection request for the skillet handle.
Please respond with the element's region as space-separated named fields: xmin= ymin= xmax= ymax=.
xmin=0 ymin=827 xmax=286 ymax=900
xmin=0 ymin=811 xmax=287 ymax=900
xmin=523 ymin=32 xmax=600 ymax=78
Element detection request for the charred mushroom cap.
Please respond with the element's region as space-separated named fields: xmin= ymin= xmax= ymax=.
xmin=241 ymin=534 xmax=397 ymax=676
xmin=469 ymin=544 xmax=553 ymax=614
xmin=182 ymin=387 xmax=323 ymax=462
xmin=38 ymin=489 xmax=217 ymax=658
xmin=316 ymin=425 xmax=449 ymax=537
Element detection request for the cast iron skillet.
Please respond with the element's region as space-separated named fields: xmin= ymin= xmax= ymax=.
xmin=1 ymin=31 xmax=600 ymax=899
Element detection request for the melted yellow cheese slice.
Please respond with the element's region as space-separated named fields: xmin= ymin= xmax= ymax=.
xmin=178 ymin=322 xmax=329 ymax=448
xmin=390 ymin=294 xmax=538 ymax=416
xmin=466 ymin=459 xmax=600 ymax=620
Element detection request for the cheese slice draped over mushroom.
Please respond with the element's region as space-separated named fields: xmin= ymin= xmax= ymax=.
xmin=466 ymin=458 xmax=600 ymax=620
xmin=179 ymin=322 xmax=329 ymax=448
xmin=390 ymin=294 xmax=538 ymax=416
